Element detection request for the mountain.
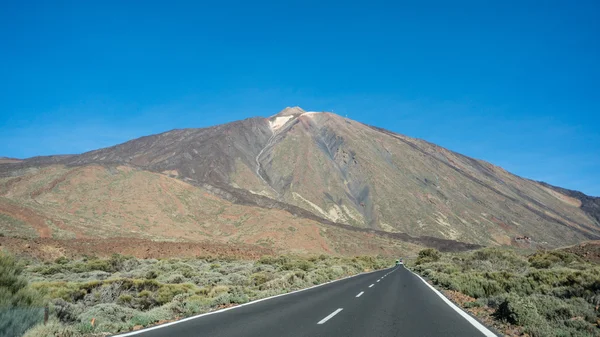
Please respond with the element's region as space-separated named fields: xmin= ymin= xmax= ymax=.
xmin=1 ymin=107 xmax=599 ymax=249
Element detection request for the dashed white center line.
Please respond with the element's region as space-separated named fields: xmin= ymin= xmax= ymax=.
xmin=318 ymin=308 xmax=343 ymax=324
xmin=369 ymin=284 xmax=374 ymax=288
xmin=356 ymin=291 xmax=364 ymax=298
xmin=377 ymin=279 xmax=380 ymax=282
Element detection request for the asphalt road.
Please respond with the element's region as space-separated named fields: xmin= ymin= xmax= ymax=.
xmin=117 ymin=265 xmax=496 ymax=337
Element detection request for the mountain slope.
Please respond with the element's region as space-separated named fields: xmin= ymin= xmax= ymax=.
xmin=0 ymin=164 xmax=426 ymax=255
xmin=538 ymin=181 xmax=600 ymax=225
xmin=257 ymin=110 xmax=599 ymax=246
xmin=2 ymin=107 xmax=598 ymax=247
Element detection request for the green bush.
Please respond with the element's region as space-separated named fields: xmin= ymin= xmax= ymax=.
xmin=494 ymin=295 xmax=543 ymax=326
xmin=0 ymin=253 xmax=44 ymax=337
xmin=416 ymin=249 xmax=441 ymax=265
xmin=156 ymin=283 xmax=195 ymax=304
xmin=145 ymin=270 xmax=158 ymax=279
xmin=0 ymin=253 xmax=41 ymax=307
xmin=529 ymin=251 xmax=583 ymax=269
xmin=54 ymin=256 xmax=70 ymax=265
xmin=297 ymin=260 xmax=314 ymax=272
xmin=251 ymin=272 xmax=271 ymax=286
xmin=117 ymin=294 xmax=133 ymax=305
xmin=281 ymin=259 xmax=315 ymax=272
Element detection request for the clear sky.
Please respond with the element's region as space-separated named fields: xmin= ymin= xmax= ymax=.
xmin=1 ymin=1 xmax=599 ymax=196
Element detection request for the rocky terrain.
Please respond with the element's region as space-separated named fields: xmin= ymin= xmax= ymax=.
xmin=1 ymin=107 xmax=598 ymax=251
xmin=562 ymin=240 xmax=600 ymax=263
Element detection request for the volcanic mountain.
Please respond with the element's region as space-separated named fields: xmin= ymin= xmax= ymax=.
xmin=1 ymin=107 xmax=599 ymax=250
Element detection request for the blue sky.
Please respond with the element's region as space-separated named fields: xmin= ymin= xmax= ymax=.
xmin=1 ymin=1 xmax=598 ymax=195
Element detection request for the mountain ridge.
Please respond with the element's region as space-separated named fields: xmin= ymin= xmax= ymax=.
xmin=1 ymin=109 xmax=598 ymax=248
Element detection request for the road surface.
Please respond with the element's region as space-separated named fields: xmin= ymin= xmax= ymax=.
xmin=117 ymin=265 xmax=496 ymax=337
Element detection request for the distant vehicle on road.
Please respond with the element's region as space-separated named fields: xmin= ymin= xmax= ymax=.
xmin=395 ymin=258 xmax=403 ymax=265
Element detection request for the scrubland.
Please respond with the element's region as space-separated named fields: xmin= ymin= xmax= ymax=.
xmin=0 ymin=252 xmax=390 ymax=336
xmin=410 ymin=248 xmax=600 ymax=337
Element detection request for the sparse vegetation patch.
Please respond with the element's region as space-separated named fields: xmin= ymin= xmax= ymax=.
xmin=409 ymin=248 xmax=600 ymax=337
xmin=2 ymin=252 xmax=390 ymax=336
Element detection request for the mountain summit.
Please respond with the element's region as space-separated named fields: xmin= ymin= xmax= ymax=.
xmin=1 ymin=108 xmax=599 ymax=248
xmin=272 ymin=106 xmax=306 ymax=117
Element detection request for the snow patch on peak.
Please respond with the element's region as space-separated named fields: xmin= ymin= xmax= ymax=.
xmin=268 ymin=109 xmax=323 ymax=131
xmin=270 ymin=115 xmax=295 ymax=131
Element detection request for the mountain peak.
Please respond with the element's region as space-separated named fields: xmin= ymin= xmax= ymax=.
xmin=274 ymin=106 xmax=305 ymax=117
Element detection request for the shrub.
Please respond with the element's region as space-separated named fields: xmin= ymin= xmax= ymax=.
xmin=494 ymin=295 xmax=543 ymax=327
xmin=84 ymin=259 xmax=112 ymax=273
xmin=51 ymin=298 xmax=82 ymax=323
xmin=279 ymin=259 xmax=315 ymax=272
xmin=77 ymin=303 xmax=137 ymax=332
xmin=129 ymin=312 xmax=157 ymax=327
xmin=145 ymin=270 xmax=158 ymax=279
xmin=208 ymin=285 xmax=229 ymax=297
xmin=0 ymin=253 xmax=41 ymax=307
xmin=31 ymin=264 xmax=66 ymax=275
xmin=162 ymin=274 xmax=186 ymax=284
xmin=416 ymin=249 xmax=441 ymax=265
xmin=211 ymin=288 xmax=249 ymax=307
xmin=529 ymin=251 xmax=583 ymax=269
xmin=156 ymin=283 xmax=195 ymax=305
xmin=258 ymin=255 xmax=290 ymax=266
xmin=54 ymin=256 xmax=70 ymax=265
xmin=108 ymin=253 xmax=134 ymax=272
xmin=227 ymin=287 xmax=249 ymax=304
xmin=0 ymin=253 xmax=44 ymax=336
xmin=117 ymin=294 xmax=133 ymax=306
xmin=250 ymin=272 xmax=271 ymax=286
xmin=257 ymin=256 xmax=276 ymax=265
xmin=0 ymin=307 xmax=44 ymax=337
xmin=565 ymin=297 xmax=597 ymax=323
xmin=22 ymin=318 xmax=76 ymax=337
xmin=296 ymin=260 xmax=314 ymax=272
xmin=224 ymin=272 xmax=249 ymax=286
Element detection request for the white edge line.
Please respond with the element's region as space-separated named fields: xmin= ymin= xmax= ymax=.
xmin=317 ymin=308 xmax=343 ymax=324
xmin=113 ymin=267 xmax=393 ymax=336
xmin=409 ymin=269 xmax=498 ymax=337
xmin=356 ymin=291 xmax=364 ymax=298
